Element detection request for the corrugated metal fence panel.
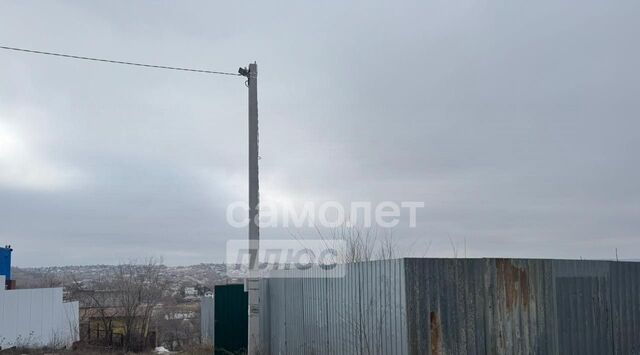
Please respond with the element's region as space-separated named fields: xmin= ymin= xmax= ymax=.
xmin=301 ymin=267 xmax=317 ymax=354
xmin=404 ymin=258 xmax=640 ymax=355
xmin=259 ymin=278 xmax=271 ymax=354
xmin=200 ymin=296 xmax=214 ymax=345
xmin=349 ymin=259 xmax=407 ymax=355
xmin=61 ymin=301 xmax=80 ymax=345
xmin=290 ymin=276 xmax=306 ymax=354
xmin=261 ymin=259 xmax=408 ymax=355
xmin=267 ymin=278 xmax=287 ymax=353
xmin=485 ymin=259 xmax=556 ymax=354
xmin=261 ymin=258 xmax=640 ymax=354
xmin=0 ymin=287 xmax=78 ymax=348
xmin=405 ymin=258 xmax=488 ymax=355
xmin=552 ymin=260 xmax=613 ymax=355
xmin=610 ymin=261 xmax=640 ymax=354
xmin=323 ymin=264 xmax=337 ymax=354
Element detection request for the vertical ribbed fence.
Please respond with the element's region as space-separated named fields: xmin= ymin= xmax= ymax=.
xmin=259 ymin=259 xmax=408 ymax=355
xmin=259 ymin=258 xmax=640 ymax=355
xmin=610 ymin=261 xmax=640 ymax=354
xmin=200 ymin=296 xmax=215 ymax=345
xmin=404 ymin=258 xmax=640 ymax=355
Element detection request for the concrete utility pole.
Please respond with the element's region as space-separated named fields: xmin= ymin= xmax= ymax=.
xmin=240 ymin=62 xmax=261 ymax=354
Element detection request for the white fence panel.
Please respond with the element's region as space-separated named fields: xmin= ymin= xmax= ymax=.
xmin=0 ymin=287 xmax=79 ymax=349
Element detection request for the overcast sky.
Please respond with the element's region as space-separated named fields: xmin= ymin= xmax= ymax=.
xmin=1 ymin=1 xmax=638 ymax=266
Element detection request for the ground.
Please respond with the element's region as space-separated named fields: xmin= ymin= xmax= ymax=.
xmin=0 ymin=344 xmax=214 ymax=355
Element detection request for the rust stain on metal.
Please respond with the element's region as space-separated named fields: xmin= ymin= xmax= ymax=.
xmin=496 ymin=259 xmax=530 ymax=310
xmin=520 ymin=268 xmax=530 ymax=307
xmin=430 ymin=311 xmax=441 ymax=355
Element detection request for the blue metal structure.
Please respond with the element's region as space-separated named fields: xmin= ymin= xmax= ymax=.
xmin=0 ymin=245 xmax=12 ymax=280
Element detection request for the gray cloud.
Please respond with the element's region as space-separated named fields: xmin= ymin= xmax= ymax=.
xmin=0 ymin=0 xmax=638 ymax=266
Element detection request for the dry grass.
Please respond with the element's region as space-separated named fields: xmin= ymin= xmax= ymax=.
xmin=0 ymin=344 xmax=214 ymax=355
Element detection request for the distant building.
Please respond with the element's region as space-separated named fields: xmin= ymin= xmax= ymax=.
xmin=183 ymin=284 xmax=212 ymax=299
xmin=184 ymin=286 xmax=198 ymax=298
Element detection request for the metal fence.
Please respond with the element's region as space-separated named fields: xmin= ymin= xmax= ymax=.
xmin=200 ymin=296 xmax=214 ymax=346
xmin=259 ymin=259 xmax=408 ymax=354
xmin=259 ymin=258 xmax=640 ymax=355
xmin=200 ymin=284 xmax=248 ymax=354
xmin=0 ymin=282 xmax=79 ymax=349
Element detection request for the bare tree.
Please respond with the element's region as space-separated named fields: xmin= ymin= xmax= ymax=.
xmin=376 ymin=232 xmax=398 ymax=260
xmin=67 ymin=271 xmax=121 ymax=347
xmin=112 ymin=258 xmax=165 ymax=352
xmin=300 ymin=225 xmax=399 ymax=263
xmin=66 ymin=258 xmax=166 ymax=352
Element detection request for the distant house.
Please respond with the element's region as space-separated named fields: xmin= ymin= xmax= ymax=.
xmin=184 ymin=286 xmax=198 ymax=298
xmin=182 ymin=284 xmax=212 ymax=299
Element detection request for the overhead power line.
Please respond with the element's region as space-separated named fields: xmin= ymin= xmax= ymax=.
xmin=0 ymin=45 xmax=242 ymax=76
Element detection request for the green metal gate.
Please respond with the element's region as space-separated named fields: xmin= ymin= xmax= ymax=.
xmin=214 ymin=284 xmax=248 ymax=354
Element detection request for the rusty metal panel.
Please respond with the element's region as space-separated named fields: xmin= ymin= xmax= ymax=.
xmin=405 ymin=258 xmax=488 ymax=355
xmin=260 ymin=258 xmax=640 ymax=354
xmin=404 ymin=258 xmax=630 ymax=355
xmin=405 ymin=258 xmax=640 ymax=355
xmin=485 ymin=259 xmax=556 ymax=355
